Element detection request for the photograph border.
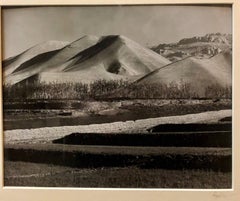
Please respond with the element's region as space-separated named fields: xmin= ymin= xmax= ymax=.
xmin=0 ymin=0 xmax=239 ymax=200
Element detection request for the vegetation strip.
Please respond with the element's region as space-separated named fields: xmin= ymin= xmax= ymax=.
xmin=4 ymin=145 xmax=231 ymax=172
xmin=3 ymin=79 xmax=231 ymax=101
xmin=53 ymin=131 xmax=231 ymax=147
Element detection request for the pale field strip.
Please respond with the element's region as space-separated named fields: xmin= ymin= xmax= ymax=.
xmin=4 ymin=109 xmax=231 ymax=144
xmin=5 ymin=169 xmax=88 ymax=179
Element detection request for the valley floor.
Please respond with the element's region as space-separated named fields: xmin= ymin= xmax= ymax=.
xmin=3 ymin=100 xmax=232 ymax=188
xmin=4 ymin=161 xmax=231 ymax=188
xmin=4 ymin=109 xmax=231 ymax=144
xmin=3 ymin=99 xmax=231 ymax=130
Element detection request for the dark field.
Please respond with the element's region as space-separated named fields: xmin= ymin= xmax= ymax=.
xmin=4 ymin=161 xmax=231 ymax=188
xmin=53 ymin=130 xmax=231 ymax=148
xmin=5 ymin=144 xmax=231 ymax=171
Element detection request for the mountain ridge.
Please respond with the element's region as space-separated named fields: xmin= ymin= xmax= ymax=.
xmin=151 ymin=33 xmax=232 ymax=62
xmin=3 ymin=35 xmax=170 ymax=85
xmin=3 ymin=33 xmax=231 ymax=98
xmin=3 ymin=40 xmax=69 ymax=77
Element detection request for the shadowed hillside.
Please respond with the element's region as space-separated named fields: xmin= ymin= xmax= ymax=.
xmin=4 ymin=35 xmax=170 ymax=85
xmin=3 ymin=40 xmax=69 ymax=77
xmin=136 ymin=52 xmax=231 ymax=97
xmin=3 ymin=34 xmax=231 ymax=98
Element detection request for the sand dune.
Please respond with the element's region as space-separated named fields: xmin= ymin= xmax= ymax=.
xmin=64 ymin=35 xmax=170 ymax=74
xmin=3 ymin=35 xmax=231 ymax=92
xmin=4 ymin=35 xmax=170 ymax=85
xmin=3 ymin=40 xmax=69 ymax=77
xmin=38 ymin=35 xmax=171 ymax=84
xmin=137 ymin=52 xmax=231 ymax=96
xmin=4 ymin=36 xmax=100 ymax=85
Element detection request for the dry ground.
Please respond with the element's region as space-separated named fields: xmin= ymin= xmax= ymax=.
xmin=4 ymin=109 xmax=231 ymax=144
xmin=4 ymin=161 xmax=231 ymax=188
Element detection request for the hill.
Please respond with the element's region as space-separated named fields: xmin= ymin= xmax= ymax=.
xmin=3 ymin=33 xmax=231 ymax=99
xmin=151 ymin=33 xmax=232 ymax=62
xmin=136 ymin=51 xmax=232 ymax=97
xmin=38 ymin=35 xmax=171 ymax=84
xmin=4 ymin=35 xmax=170 ymax=85
xmin=3 ymin=40 xmax=69 ymax=77
xmin=3 ymin=36 xmax=101 ymax=85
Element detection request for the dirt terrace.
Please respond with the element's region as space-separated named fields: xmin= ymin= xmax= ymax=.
xmin=4 ymin=109 xmax=231 ymax=144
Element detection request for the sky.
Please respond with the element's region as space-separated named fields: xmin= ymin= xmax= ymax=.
xmin=2 ymin=5 xmax=232 ymax=59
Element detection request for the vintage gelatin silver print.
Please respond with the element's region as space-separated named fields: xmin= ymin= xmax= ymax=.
xmin=2 ymin=5 xmax=232 ymax=188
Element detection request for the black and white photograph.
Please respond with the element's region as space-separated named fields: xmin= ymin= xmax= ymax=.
xmin=2 ymin=5 xmax=232 ymax=188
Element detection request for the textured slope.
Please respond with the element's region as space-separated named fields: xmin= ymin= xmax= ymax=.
xmin=137 ymin=52 xmax=231 ymax=96
xmin=4 ymin=36 xmax=100 ymax=85
xmin=5 ymin=35 xmax=170 ymax=85
xmin=36 ymin=35 xmax=170 ymax=84
xmin=3 ymin=41 xmax=69 ymax=77
xmin=64 ymin=35 xmax=170 ymax=75
xmin=152 ymin=33 xmax=232 ymax=62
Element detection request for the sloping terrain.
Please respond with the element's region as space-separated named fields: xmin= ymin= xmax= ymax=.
xmin=152 ymin=33 xmax=232 ymax=62
xmin=63 ymin=35 xmax=170 ymax=74
xmin=3 ymin=40 xmax=69 ymax=77
xmin=3 ymin=34 xmax=231 ymax=96
xmin=37 ymin=35 xmax=171 ymax=84
xmin=4 ymin=35 xmax=170 ymax=85
xmin=4 ymin=36 xmax=101 ymax=85
xmin=137 ymin=52 xmax=232 ymax=97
